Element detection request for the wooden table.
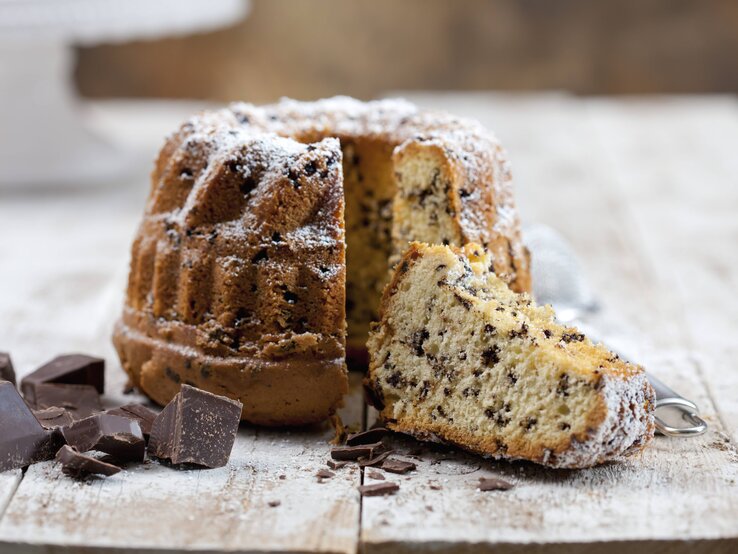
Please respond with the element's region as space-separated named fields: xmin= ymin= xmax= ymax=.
xmin=0 ymin=94 xmax=737 ymax=553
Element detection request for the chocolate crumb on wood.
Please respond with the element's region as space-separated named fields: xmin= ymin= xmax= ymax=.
xmin=346 ymin=427 xmax=389 ymax=446
xmin=56 ymin=445 xmax=121 ymax=478
xmin=366 ymin=469 xmax=385 ymax=480
xmin=327 ymin=459 xmax=348 ymax=470
xmin=478 ymin=477 xmax=514 ymax=491
xmin=380 ymin=457 xmax=417 ymax=474
xmin=268 ymin=500 xmax=281 ymax=508
xmin=316 ymin=469 xmax=335 ymax=481
xmin=359 ymin=482 xmax=400 ymax=497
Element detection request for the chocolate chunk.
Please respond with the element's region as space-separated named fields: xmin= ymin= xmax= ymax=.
xmin=62 ymin=414 xmax=145 ymax=462
xmin=327 ymin=459 xmax=348 ymax=470
xmin=268 ymin=500 xmax=281 ymax=508
xmin=106 ymin=403 xmax=158 ymax=439
xmin=346 ymin=427 xmax=389 ymax=446
xmin=32 ymin=383 xmax=102 ymax=420
xmin=0 ymin=352 xmax=16 ymax=386
xmin=21 ymin=354 xmax=104 ymax=405
xmin=316 ymin=469 xmax=335 ymax=481
xmin=148 ymin=385 xmax=242 ymax=468
xmin=358 ymin=449 xmax=394 ymax=468
xmin=478 ymin=477 xmax=514 ymax=491
xmin=366 ymin=469 xmax=385 ymax=480
xmin=331 ymin=442 xmax=385 ymax=461
xmin=380 ymin=458 xmax=416 ymax=474
xmin=56 ymin=445 xmax=121 ymax=478
xmin=33 ymin=407 xmax=73 ymax=430
xmin=0 ymin=381 xmax=61 ymax=471
xmin=359 ymin=482 xmax=399 ymax=497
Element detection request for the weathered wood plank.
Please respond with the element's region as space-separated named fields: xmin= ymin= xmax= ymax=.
xmin=359 ymin=93 xmax=738 ymax=552
xmin=0 ymin=472 xmax=21 ymax=522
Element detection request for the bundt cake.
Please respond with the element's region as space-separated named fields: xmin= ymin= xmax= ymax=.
xmin=113 ymin=97 xmax=530 ymax=426
xmin=365 ymin=242 xmax=655 ymax=468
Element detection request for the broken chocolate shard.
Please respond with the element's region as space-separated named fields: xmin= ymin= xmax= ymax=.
xmin=478 ymin=477 xmax=514 ymax=491
xmin=33 ymin=407 xmax=73 ymax=430
xmin=359 ymin=482 xmax=399 ymax=497
xmin=32 ymin=383 xmax=102 ymax=420
xmin=56 ymin=445 xmax=121 ymax=478
xmin=148 ymin=385 xmax=242 ymax=469
xmin=327 ymin=459 xmax=348 ymax=470
xmin=106 ymin=403 xmax=158 ymax=439
xmin=21 ymin=354 xmax=104 ymax=405
xmin=380 ymin=457 xmax=417 ymax=474
xmin=331 ymin=442 xmax=385 ymax=461
xmin=366 ymin=469 xmax=385 ymax=480
xmin=62 ymin=414 xmax=145 ymax=462
xmin=0 ymin=381 xmax=61 ymax=471
xmin=358 ymin=449 xmax=394 ymax=468
xmin=346 ymin=427 xmax=389 ymax=446
xmin=0 ymin=352 xmax=16 ymax=386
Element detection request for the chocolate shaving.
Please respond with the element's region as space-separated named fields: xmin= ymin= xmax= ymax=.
xmin=331 ymin=442 xmax=385 ymax=461
xmin=346 ymin=427 xmax=389 ymax=446
xmin=32 ymin=407 xmax=73 ymax=430
xmin=478 ymin=477 xmax=514 ymax=491
xmin=359 ymin=482 xmax=399 ymax=496
xmin=327 ymin=459 xmax=348 ymax=470
xmin=56 ymin=445 xmax=121 ymax=478
xmin=380 ymin=457 xmax=416 ymax=474
xmin=358 ymin=449 xmax=394 ymax=468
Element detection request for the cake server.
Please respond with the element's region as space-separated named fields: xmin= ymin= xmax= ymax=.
xmin=523 ymin=224 xmax=707 ymax=437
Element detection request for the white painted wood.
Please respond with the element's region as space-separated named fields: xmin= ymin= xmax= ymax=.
xmin=1 ymin=96 xmax=737 ymax=553
xmin=359 ymin=93 xmax=738 ymax=553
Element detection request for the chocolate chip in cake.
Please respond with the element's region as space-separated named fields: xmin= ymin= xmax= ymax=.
xmin=507 ymin=371 xmax=518 ymax=385
xmin=557 ymin=374 xmax=570 ymax=397
xmin=252 ymin=249 xmax=269 ymax=264
xmin=164 ymin=367 xmax=181 ymax=384
xmin=524 ymin=417 xmax=538 ymax=430
xmin=271 ymin=231 xmax=282 ymax=243
xmin=481 ymin=345 xmax=500 ymax=367
xmin=283 ymin=290 xmax=298 ymax=304
xmin=304 ymin=161 xmax=317 ymax=176
xmin=410 ymin=329 xmax=429 ymax=356
xmin=509 ymin=323 xmax=529 ymax=339
xmin=386 ymin=371 xmax=404 ymax=388
xmin=560 ymin=422 xmax=571 ymax=431
xmin=561 ymin=332 xmax=585 ymax=343
xmin=484 ymin=324 xmax=497 ymax=336
xmin=543 ymin=329 xmax=553 ymax=338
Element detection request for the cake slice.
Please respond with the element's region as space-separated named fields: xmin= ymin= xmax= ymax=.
xmin=365 ymin=242 xmax=655 ymax=468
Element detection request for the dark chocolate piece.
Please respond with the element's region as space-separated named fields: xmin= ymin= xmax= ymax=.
xmin=0 ymin=381 xmax=60 ymax=471
xmin=366 ymin=469 xmax=385 ymax=480
xmin=316 ymin=469 xmax=335 ymax=481
xmin=358 ymin=450 xmax=394 ymax=468
xmin=62 ymin=414 xmax=145 ymax=462
xmin=327 ymin=459 xmax=348 ymax=470
xmin=346 ymin=427 xmax=389 ymax=446
xmin=0 ymin=352 xmax=16 ymax=386
xmin=268 ymin=500 xmax=281 ymax=507
xmin=148 ymin=385 xmax=242 ymax=469
xmin=331 ymin=442 xmax=385 ymax=461
xmin=21 ymin=354 xmax=104 ymax=405
xmin=359 ymin=482 xmax=399 ymax=497
xmin=106 ymin=403 xmax=158 ymax=439
xmin=478 ymin=477 xmax=514 ymax=491
xmin=32 ymin=383 xmax=102 ymax=420
xmin=33 ymin=407 xmax=74 ymax=430
xmin=380 ymin=458 xmax=417 ymax=474
xmin=56 ymin=445 xmax=121 ymax=478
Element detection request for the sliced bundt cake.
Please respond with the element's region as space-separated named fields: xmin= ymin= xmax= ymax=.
xmin=365 ymin=242 xmax=655 ymax=468
xmin=114 ymin=97 xmax=530 ymax=425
